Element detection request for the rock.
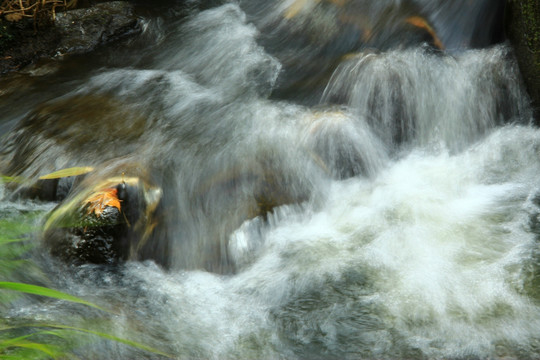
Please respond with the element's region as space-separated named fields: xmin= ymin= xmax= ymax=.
xmin=0 ymin=18 xmax=61 ymax=74
xmin=0 ymin=94 xmax=148 ymax=188
xmin=0 ymin=94 xmax=166 ymax=265
xmin=47 ymin=204 xmax=126 ymax=265
xmin=506 ymin=0 xmax=540 ymax=124
xmin=37 ymin=155 xmax=316 ymax=271
xmin=42 ymin=169 xmax=164 ymax=266
xmin=54 ymin=1 xmax=141 ymax=55
xmin=0 ymin=1 xmax=141 ymax=73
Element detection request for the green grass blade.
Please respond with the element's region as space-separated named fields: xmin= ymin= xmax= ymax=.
xmin=0 ymin=282 xmax=107 ymax=312
xmin=0 ymin=330 xmax=64 ymax=348
xmin=0 ymin=350 xmax=52 ymax=360
xmin=0 ymin=338 xmax=62 ymax=357
xmin=0 ymin=175 xmax=25 ymax=184
xmin=0 ymin=239 xmax=28 ymax=246
xmin=0 ymin=324 xmax=175 ymax=359
xmin=0 ymin=219 xmax=36 ymax=240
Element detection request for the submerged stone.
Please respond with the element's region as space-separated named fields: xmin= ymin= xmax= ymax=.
xmin=0 ymin=94 xmax=148 ymax=189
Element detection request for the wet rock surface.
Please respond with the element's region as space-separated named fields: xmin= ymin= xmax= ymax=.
xmin=0 ymin=1 xmax=141 ymax=73
xmin=46 ymin=205 xmax=127 ymax=265
xmin=54 ymin=1 xmax=141 ymax=55
xmin=0 ymin=94 xmax=148 ymax=182
xmin=41 ymin=172 xmax=165 ymax=266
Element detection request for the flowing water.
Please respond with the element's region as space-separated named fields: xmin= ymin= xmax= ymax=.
xmin=1 ymin=0 xmax=540 ymax=358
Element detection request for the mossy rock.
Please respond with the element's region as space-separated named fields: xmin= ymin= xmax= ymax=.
xmin=42 ymin=167 xmax=165 ymax=266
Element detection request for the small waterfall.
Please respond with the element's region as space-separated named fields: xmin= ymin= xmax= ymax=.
xmin=322 ymin=45 xmax=531 ymax=150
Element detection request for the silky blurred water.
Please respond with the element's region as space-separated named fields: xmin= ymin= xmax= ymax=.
xmin=1 ymin=0 xmax=539 ymax=359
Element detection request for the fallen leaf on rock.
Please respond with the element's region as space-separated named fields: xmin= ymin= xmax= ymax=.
xmin=83 ymin=188 xmax=121 ymax=218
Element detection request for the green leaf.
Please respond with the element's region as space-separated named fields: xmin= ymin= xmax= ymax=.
xmin=0 ymin=282 xmax=107 ymax=312
xmin=38 ymin=167 xmax=94 ymax=180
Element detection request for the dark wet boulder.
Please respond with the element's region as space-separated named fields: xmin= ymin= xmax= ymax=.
xmin=0 ymin=18 xmax=61 ymax=74
xmin=47 ymin=204 xmax=126 ymax=265
xmin=54 ymin=1 xmax=141 ymax=55
xmin=42 ymin=168 xmax=164 ymax=266
xmin=505 ymin=0 xmax=540 ymax=124
xmin=0 ymin=1 xmax=141 ymax=73
xmin=0 ymin=94 xmax=149 ymax=191
xmin=36 ymin=155 xmax=319 ymax=271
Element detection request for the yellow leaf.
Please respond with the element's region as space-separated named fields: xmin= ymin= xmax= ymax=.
xmin=39 ymin=167 xmax=94 ymax=180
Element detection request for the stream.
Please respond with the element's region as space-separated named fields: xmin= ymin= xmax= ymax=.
xmin=1 ymin=0 xmax=540 ymax=358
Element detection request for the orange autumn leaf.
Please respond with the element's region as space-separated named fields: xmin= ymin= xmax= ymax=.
xmin=83 ymin=188 xmax=121 ymax=218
